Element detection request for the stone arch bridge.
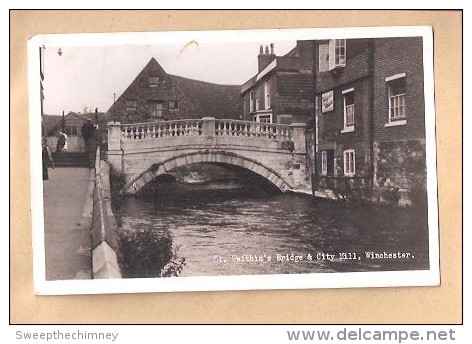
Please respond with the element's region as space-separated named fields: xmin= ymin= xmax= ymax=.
xmin=106 ymin=117 xmax=312 ymax=195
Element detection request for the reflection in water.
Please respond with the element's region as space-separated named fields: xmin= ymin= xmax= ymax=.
xmin=117 ymin=183 xmax=429 ymax=277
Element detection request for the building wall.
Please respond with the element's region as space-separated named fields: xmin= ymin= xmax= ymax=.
xmin=315 ymin=77 xmax=372 ymax=180
xmin=113 ymin=67 xmax=193 ymax=123
xmin=314 ymin=39 xmax=373 ymax=192
xmin=276 ymin=72 xmax=314 ymax=124
xmin=372 ymin=37 xmax=425 ymax=141
xmin=315 ymin=39 xmax=372 ymax=93
xmin=241 ymin=40 xmax=315 ymax=125
xmin=312 ymin=36 xmax=427 ymax=204
xmin=47 ymin=115 xmax=88 ymax=152
xmin=372 ymin=37 xmax=426 ymax=191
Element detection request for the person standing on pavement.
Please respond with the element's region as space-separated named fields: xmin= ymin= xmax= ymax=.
xmin=81 ymin=118 xmax=96 ymax=167
xmin=56 ymin=131 xmax=68 ymax=152
xmin=42 ymin=138 xmax=54 ymax=180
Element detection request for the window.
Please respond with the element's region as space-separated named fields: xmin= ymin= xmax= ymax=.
xmin=149 ymin=76 xmax=159 ymax=87
xmin=64 ymin=125 xmax=77 ymax=136
xmin=254 ymin=113 xmax=272 ymax=123
xmin=343 ymin=149 xmax=355 ymax=177
xmin=264 ymin=81 xmax=271 ymax=109
xmin=249 ymin=91 xmax=254 ymax=113
xmin=387 ymin=75 xmax=406 ymax=123
xmin=318 ymin=43 xmax=329 ymax=72
xmin=169 ymin=100 xmax=179 ymax=110
xmin=256 ymin=98 xmax=261 ymax=111
xmin=342 ymin=88 xmax=355 ymax=131
xmin=125 ymin=100 xmax=137 ymax=111
xmin=243 ymin=98 xmax=247 ymax=115
xmin=328 ymin=39 xmax=346 ymax=70
xmin=149 ymin=102 xmax=163 ymax=118
xmin=321 ymin=151 xmax=328 ymax=175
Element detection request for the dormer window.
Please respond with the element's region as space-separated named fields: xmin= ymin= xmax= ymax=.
xmin=149 ymin=76 xmax=159 ymax=87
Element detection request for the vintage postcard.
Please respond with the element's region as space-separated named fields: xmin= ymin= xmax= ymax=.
xmin=28 ymin=26 xmax=439 ymax=295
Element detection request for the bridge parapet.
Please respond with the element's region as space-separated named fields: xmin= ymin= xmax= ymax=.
xmin=118 ymin=117 xmax=294 ymax=142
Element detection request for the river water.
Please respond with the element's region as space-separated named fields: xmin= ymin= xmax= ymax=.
xmin=117 ymin=181 xmax=429 ymax=278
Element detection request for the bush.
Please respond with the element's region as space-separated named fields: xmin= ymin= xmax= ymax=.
xmin=109 ymin=169 xmax=126 ymax=212
xmin=120 ymin=228 xmax=174 ymax=278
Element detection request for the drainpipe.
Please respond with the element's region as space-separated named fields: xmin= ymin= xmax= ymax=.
xmin=312 ymin=42 xmax=318 ymax=194
xmin=369 ymin=38 xmax=375 ymax=190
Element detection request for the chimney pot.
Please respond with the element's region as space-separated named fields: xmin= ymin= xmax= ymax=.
xmin=259 ymin=45 xmax=263 ymax=54
xmin=270 ymin=43 xmax=274 ymax=54
xmin=265 ymin=45 xmax=269 ymax=54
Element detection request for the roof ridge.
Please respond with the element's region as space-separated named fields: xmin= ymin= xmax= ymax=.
xmin=168 ymin=74 xmax=240 ymax=87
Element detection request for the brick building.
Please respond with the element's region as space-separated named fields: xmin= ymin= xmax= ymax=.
xmin=313 ymin=37 xmax=426 ymax=204
xmin=240 ymin=41 xmax=315 ymax=124
xmin=110 ymin=58 xmax=242 ymax=123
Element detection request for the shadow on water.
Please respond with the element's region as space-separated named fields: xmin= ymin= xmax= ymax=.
xmin=116 ymin=165 xmax=429 ymax=278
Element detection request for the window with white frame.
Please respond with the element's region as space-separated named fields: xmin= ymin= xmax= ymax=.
xmin=343 ymin=89 xmax=355 ymax=129
xmin=254 ymin=113 xmax=272 ymax=124
xmin=343 ymin=149 xmax=355 ymax=176
xmin=264 ymin=81 xmax=271 ymax=109
xmin=321 ymin=151 xmax=328 ymax=175
xmin=328 ymin=39 xmax=346 ymax=70
xmin=256 ymin=98 xmax=261 ymax=111
xmin=387 ymin=75 xmax=406 ymax=122
xmin=249 ymin=91 xmax=254 ymax=113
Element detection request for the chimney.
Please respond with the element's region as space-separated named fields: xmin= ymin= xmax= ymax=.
xmin=257 ymin=43 xmax=276 ymax=72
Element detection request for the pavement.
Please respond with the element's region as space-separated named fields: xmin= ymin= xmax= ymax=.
xmin=43 ymin=167 xmax=94 ymax=280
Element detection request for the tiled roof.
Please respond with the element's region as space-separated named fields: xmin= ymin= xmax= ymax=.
xmin=169 ymin=74 xmax=242 ymax=119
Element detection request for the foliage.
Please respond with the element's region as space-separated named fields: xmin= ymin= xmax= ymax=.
xmin=160 ymin=245 xmax=186 ymax=277
xmin=119 ymin=227 xmax=174 ymax=278
xmin=109 ymin=168 xmax=126 ymax=212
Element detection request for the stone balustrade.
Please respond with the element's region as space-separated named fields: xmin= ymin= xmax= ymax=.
xmin=119 ymin=117 xmax=293 ymax=142
xmin=121 ymin=119 xmax=203 ymax=140
xmin=215 ymin=119 xmax=292 ymax=141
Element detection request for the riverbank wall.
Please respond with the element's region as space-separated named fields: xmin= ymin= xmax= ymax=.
xmin=91 ymin=147 xmax=122 ymax=279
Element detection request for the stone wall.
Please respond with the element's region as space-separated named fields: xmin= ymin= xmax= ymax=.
xmin=91 ymin=148 xmax=122 ymax=279
xmin=373 ymin=138 xmax=426 ymax=190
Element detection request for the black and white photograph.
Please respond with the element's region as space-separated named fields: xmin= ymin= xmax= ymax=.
xmin=28 ymin=26 xmax=439 ymax=294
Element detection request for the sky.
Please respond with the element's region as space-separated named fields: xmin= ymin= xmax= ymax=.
xmin=42 ymin=40 xmax=296 ymax=115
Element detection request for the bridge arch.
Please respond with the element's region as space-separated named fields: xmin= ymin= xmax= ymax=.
xmin=122 ymin=151 xmax=293 ymax=195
